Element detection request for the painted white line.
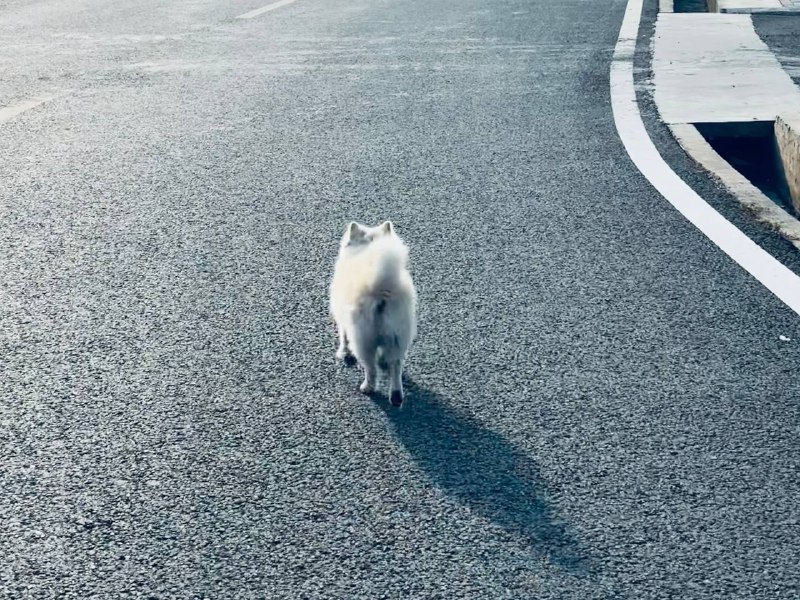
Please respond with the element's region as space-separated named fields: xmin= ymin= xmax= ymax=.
xmin=0 ymin=96 xmax=53 ymax=124
xmin=611 ymin=0 xmax=800 ymax=316
xmin=236 ymin=0 xmax=297 ymax=19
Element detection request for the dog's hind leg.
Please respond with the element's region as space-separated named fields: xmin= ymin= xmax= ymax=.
xmin=335 ymin=322 xmax=349 ymax=361
xmin=388 ymin=359 xmax=404 ymax=406
xmin=350 ymin=330 xmax=378 ymax=394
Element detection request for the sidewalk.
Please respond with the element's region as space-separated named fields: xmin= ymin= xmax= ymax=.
xmin=716 ymin=0 xmax=800 ymax=11
xmin=652 ymin=13 xmax=800 ymax=124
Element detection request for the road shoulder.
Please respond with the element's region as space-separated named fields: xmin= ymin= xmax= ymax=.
xmin=634 ymin=0 xmax=800 ymax=277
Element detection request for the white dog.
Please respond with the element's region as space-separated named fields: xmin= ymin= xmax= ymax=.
xmin=329 ymin=221 xmax=417 ymax=406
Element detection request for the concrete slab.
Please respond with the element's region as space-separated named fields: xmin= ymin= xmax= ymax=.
xmin=721 ymin=7 xmax=800 ymax=13
xmin=653 ymin=13 xmax=800 ymax=124
xmin=717 ymin=0 xmax=783 ymax=10
xmin=711 ymin=0 xmax=800 ymax=12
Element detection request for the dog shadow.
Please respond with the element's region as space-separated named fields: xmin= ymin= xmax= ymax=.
xmin=372 ymin=379 xmax=590 ymax=573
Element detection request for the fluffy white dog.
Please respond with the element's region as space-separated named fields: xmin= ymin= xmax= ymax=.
xmin=329 ymin=221 xmax=417 ymax=406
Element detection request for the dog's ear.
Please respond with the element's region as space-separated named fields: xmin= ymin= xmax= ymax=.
xmin=379 ymin=221 xmax=394 ymax=235
xmin=345 ymin=221 xmax=366 ymax=242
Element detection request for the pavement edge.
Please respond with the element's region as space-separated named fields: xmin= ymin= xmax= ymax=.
xmin=670 ymin=122 xmax=800 ymax=249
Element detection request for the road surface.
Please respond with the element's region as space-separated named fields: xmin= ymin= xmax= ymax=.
xmin=1 ymin=0 xmax=799 ymax=598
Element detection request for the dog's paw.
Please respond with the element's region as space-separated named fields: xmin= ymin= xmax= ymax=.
xmin=336 ymin=350 xmax=357 ymax=365
xmin=390 ymin=390 xmax=404 ymax=407
xmin=359 ymin=381 xmax=374 ymax=395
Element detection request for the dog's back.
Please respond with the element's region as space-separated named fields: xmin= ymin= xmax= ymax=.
xmin=330 ymin=221 xmax=417 ymax=405
xmin=331 ymin=235 xmax=416 ymax=347
xmin=354 ymin=239 xmax=416 ymax=358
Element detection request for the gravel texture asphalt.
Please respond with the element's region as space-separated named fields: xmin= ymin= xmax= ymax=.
xmin=1 ymin=0 xmax=799 ymax=598
xmin=754 ymin=13 xmax=800 ymax=87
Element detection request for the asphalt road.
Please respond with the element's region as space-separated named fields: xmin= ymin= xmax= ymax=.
xmin=755 ymin=13 xmax=800 ymax=87
xmin=1 ymin=0 xmax=799 ymax=598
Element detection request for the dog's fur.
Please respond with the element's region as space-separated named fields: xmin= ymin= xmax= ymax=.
xmin=329 ymin=221 xmax=417 ymax=406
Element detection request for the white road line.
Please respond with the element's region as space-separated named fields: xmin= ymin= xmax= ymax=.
xmin=0 ymin=96 xmax=53 ymax=124
xmin=611 ymin=0 xmax=800 ymax=317
xmin=236 ymin=0 xmax=297 ymax=19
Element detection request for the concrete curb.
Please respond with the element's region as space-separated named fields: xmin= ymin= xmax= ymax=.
xmin=776 ymin=114 xmax=800 ymax=215
xmin=720 ymin=7 xmax=800 ymax=13
xmin=662 ymin=0 xmax=800 ymax=13
xmin=670 ymin=123 xmax=800 ymax=250
xmin=707 ymin=0 xmax=800 ymax=12
xmin=706 ymin=0 xmax=800 ymax=12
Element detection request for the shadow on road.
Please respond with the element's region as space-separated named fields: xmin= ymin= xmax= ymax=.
xmin=373 ymin=379 xmax=590 ymax=574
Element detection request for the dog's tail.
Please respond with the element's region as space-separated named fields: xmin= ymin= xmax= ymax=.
xmin=371 ymin=238 xmax=409 ymax=292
